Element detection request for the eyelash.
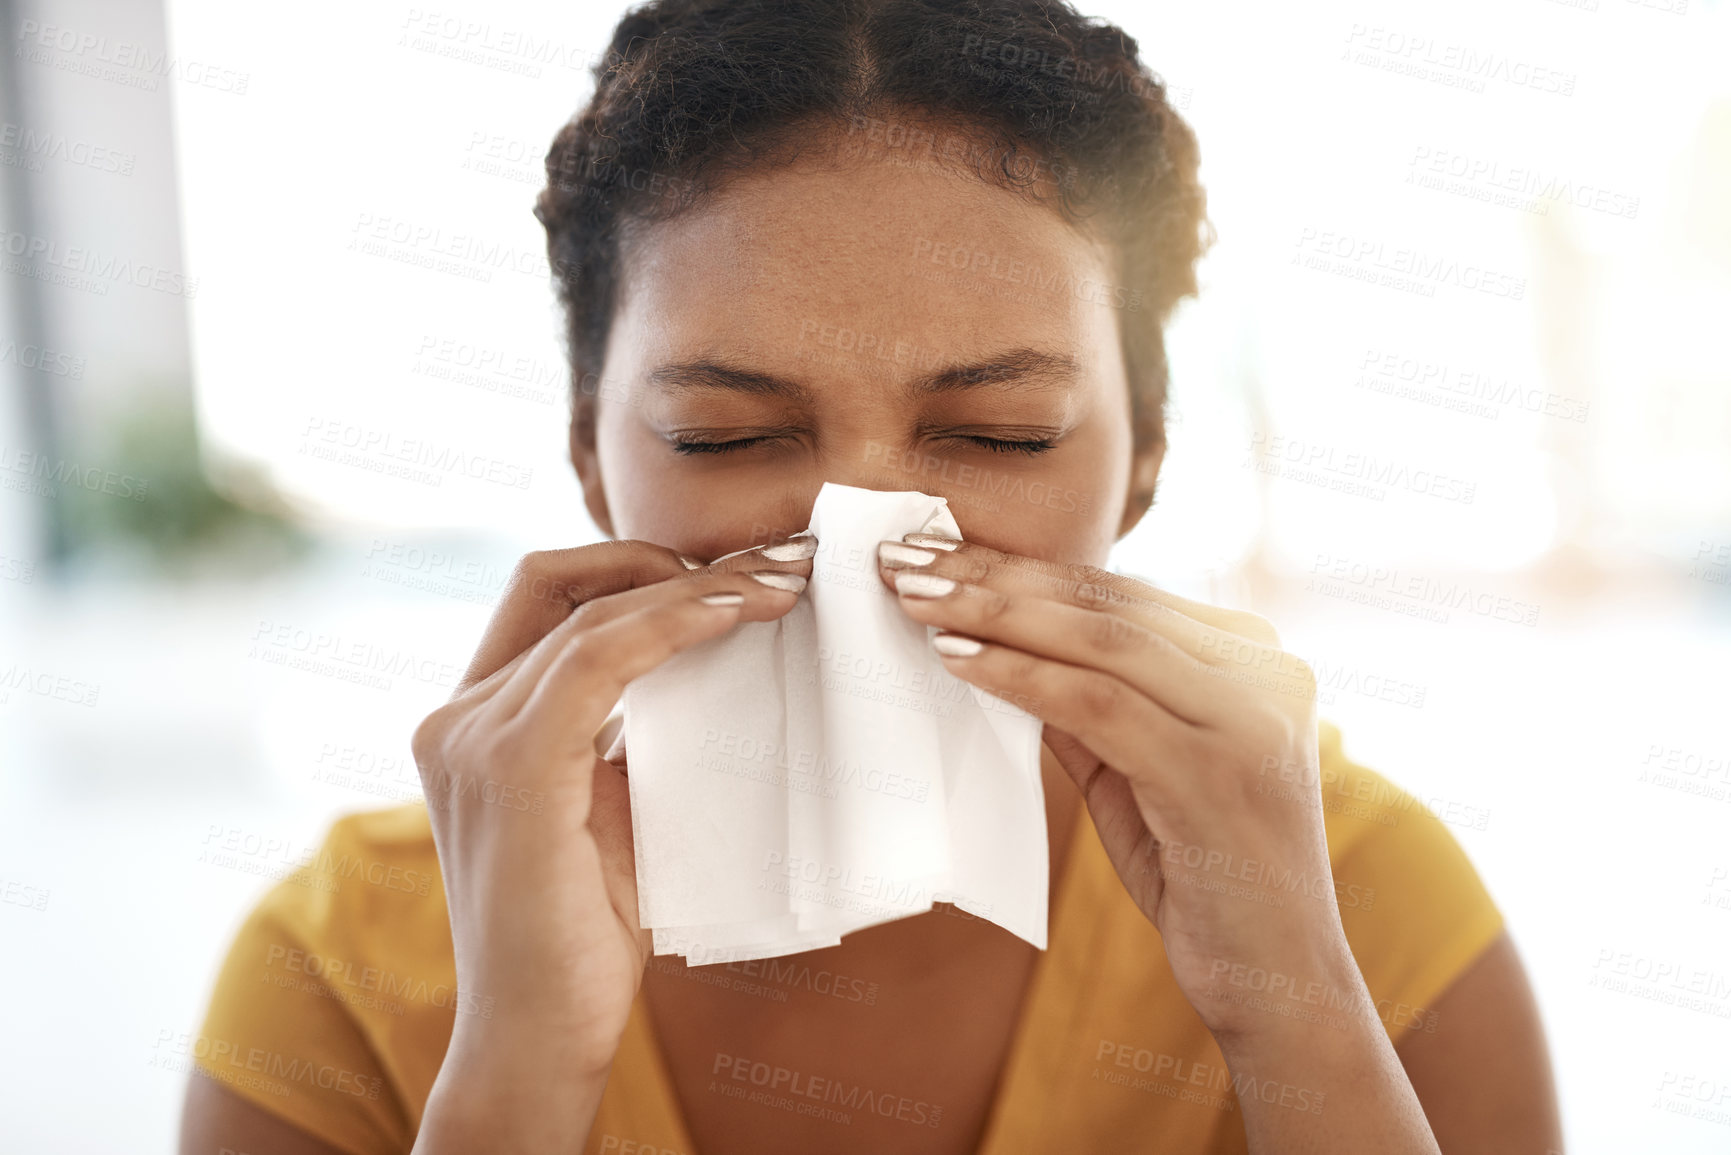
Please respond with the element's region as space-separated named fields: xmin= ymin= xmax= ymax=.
xmin=670 ymin=435 xmax=1058 ymax=456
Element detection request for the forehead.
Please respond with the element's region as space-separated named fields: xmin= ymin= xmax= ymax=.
xmin=612 ymin=148 xmax=1121 ymax=378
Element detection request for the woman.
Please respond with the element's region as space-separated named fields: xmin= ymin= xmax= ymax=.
xmin=181 ymin=0 xmax=1563 ymax=1151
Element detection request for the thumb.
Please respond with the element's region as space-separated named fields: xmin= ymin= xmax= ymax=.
xmin=1042 ymin=724 xmax=1104 ymax=789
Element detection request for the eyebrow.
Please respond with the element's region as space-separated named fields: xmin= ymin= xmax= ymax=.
xmin=647 ymin=348 xmax=1080 ymax=402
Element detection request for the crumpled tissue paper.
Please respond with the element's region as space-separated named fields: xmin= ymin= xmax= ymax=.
xmin=615 ymin=482 xmax=1048 ymax=964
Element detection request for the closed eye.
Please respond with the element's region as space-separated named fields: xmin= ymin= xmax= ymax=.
xmin=668 ymin=433 xmax=1059 ymax=456
xmin=668 ymin=434 xmax=789 ymax=456
xmin=961 ymin=436 xmax=1058 ymax=455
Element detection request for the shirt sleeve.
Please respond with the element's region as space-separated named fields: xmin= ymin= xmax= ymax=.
xmin=1321 ymin=726 xmax=1507 ymax=1044
xmin=190 ymin=819 xmax=415 ymax=1155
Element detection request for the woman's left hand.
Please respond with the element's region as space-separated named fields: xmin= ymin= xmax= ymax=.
xmin=878 ymin=532 xmax=1366 ymax=1045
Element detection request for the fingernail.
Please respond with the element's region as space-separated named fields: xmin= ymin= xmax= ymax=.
xmin=699 ymin=592 xmax=745 ymax=606
xmin=591 ymin=712 xmax=625 ymax=758
xmin=678 ymin=554 xmax=704 ymax=570
xmin=895 ymin=572 xmax=956 ymax=598
xmin=749 ymin=571 xmax=807 ymax=593
xmin=932 ymin=633 xmax=983 ymax=657
xmin=761 ymin=537 xmax=818 ymax=561
xmin=879 ymin=542 xmax=937 ymax=568
xmin=902 ymin=533 xmax=961 ymax=551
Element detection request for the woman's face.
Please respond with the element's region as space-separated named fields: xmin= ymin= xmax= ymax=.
xmin=576 ymin=142 xmax=1159 ymax=567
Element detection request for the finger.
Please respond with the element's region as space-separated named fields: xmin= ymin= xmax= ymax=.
xmin=878 ymin=538 xmax=1282 ymax=665
xmin=508 ymin=591 xmax=761 ymax=781
xmin=890 ymin=576 xmax=1230 ymax=724
xmin=457 ymin=542 xmax=696 ymax=694
xmin=482 ymin=555 xmax=812 ymax=726
xmin=569 ymin=534 xmax=818 ymax=635
xmin=928 ymin=633 xmax=1201 ymax=803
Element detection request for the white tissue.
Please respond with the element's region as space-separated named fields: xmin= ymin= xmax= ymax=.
xmin=618 ymin=482 xmax=1049 ymax=964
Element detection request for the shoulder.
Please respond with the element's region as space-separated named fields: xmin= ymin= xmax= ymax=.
xmin=1311 ymin=720 xmax=1506 ymax=1041
xmin=190 ymin=804 xmax=457 ymax=1154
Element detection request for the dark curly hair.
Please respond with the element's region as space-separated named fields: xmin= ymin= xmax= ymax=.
xmin=535 ymin=0 xmax=1211 ymax=495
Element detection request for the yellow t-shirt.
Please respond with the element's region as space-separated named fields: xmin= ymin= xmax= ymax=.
xmin=191 ymin=721 xmax=1504 ymax=1153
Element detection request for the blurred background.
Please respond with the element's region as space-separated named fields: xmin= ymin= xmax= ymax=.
xmin=2 ymin=0 xmax=1728 ymax=1150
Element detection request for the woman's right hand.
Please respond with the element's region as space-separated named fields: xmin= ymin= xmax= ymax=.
xmin=408 ymin=537 xmax=816 ymax=1152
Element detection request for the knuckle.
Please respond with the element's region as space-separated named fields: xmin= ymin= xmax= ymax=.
xmin=510 ymin=550 xmax=549 ymax=586
xmin=1065 ymin=566 xmax=1123 ymax=611
xmin=997 ymin=645 xmax=1041 ymax=686
xmin=969 ymin=585 xmax=1014 ymax=622
xmin=1073 ymin=672 xmax=1125 ymax=721
xmin=1084 ymin=611 xmax=1142 ymax=654
xmin=412 ymin=697 xmax=469 ymax=753
xmin=507 ymin=551 xmax=560 ymax=604
xmin=956 ymin=553 xmax=995 ymax=584
xmin=409 ymin=710 xmax=448 ymax=770
xmin=567 ymin=597 xmax=604 ymax=629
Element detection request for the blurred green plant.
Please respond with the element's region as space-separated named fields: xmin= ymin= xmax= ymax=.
xmin=60 ymin=388 xmax=313 ymax=575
